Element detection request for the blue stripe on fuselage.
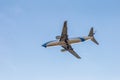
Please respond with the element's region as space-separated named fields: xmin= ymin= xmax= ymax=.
xmin=80 ymin=38 xmax=85 ymax=42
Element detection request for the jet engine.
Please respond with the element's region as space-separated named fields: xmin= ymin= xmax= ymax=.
xmin=61 ymin=49 xmax=66 ymax=52
xmin=56 ymin=36 xmax=61 ymax=39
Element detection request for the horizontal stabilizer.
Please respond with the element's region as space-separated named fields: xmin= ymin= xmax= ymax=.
xmin=91 ymin=37 xmax=99 ymax=45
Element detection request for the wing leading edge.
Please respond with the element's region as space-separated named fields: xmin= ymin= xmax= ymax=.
xmin=60 ymin=21 xmax=81 ymax=59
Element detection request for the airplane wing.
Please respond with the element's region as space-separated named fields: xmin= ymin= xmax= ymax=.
xmin=62 ymin=44 xmax=81 ymax=59
xmin=60 ymin=21 xmax=68 ymax=41
xmin=60 ymin=21 xmax=81 ymax=59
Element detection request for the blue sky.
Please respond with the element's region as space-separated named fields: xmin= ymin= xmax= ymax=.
xmin=0 ymin=0 xmax=120 ymax=80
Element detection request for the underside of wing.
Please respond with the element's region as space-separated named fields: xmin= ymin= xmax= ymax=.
xmin=68 ymin=49 xmax=81 ymax=59
xmin=60 ymin=21 xmax=68 ymax=41
xmin=62 ymin=45 xmax=81 ymax=59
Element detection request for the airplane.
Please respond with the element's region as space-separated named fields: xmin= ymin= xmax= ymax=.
xmin=42 ymin=21 xmax=99 ymax=59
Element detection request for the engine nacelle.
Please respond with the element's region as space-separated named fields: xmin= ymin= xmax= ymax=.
xmin=56 ymin=36 xmax=61 ymax=39
xmin=61 ymin=49 xmax=66 ymax=52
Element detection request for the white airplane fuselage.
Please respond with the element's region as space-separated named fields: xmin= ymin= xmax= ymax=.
xmin=42 ymin=36 xmax=92 ymax=47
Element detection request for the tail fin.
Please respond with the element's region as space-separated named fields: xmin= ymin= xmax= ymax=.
xmin=88 ymin=27 xmax=99 ymax=45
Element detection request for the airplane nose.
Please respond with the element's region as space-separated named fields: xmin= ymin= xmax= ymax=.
xmin=42 ymin=44 xmax=47 ymax=48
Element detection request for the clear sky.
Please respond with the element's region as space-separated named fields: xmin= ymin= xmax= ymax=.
xmin=0 ymin=0 xmax=120 ymax=80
